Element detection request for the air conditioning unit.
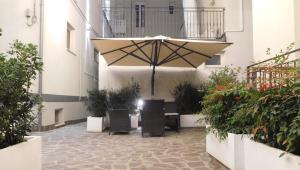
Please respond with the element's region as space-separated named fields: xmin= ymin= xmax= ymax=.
xmin=111 ymin=20 xmax=126 ymax=34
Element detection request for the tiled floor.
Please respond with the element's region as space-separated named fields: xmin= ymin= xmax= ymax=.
xmin=33 ymin=122 xmax=227 ymax=170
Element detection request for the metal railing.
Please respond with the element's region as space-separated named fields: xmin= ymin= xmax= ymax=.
xmin=247 ymin=49 xmax=300 ymax=89
xmin=102 ymin=7 xmax=225 ymax=40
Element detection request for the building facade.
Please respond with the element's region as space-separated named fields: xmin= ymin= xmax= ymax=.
xmin=0 ymin=0 xmax=101 ymax=130
xmin=252 ymin=0 xmax=300 ymax=61
xmin=99 ymin=0 xmax=300 ymax=100
xmin=99 ymin=0 xmax=253 ymax=100
xmin=0 ymin=0 xmax=299 ymax=130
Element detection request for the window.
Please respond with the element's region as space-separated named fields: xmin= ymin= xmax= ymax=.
xmin=169 ymin=1 xmax=175 ymax=14
xmin=205 ymin=55 xmax=221 ymax=66
xmin=94 ymin=48 xmax=99 ymax=64
xmin=55 ymin=108 xmax=64 ymax=126
xmin=169 ymin=5 xmax=174 ymax=14
xmin=135 ymin=4 xmax=145 ymax=28
xmin=67 ymin=22 xmax=75 ymax=53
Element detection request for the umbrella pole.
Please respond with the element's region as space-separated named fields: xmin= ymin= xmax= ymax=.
xmin=151 ymin=65 xmax=156 ymax=96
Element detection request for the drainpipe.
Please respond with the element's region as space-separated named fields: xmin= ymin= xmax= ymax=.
xmin=38 ymin=0 xmax=44 ymax=131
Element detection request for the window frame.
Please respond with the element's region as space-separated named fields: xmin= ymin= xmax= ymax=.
xmin=67 ymin=22 xmax=76 ymax=55
xmin=205 ymin=55 xmax=222 ymax=66
xmin=135 ymin=3 xmax=145 ymax=28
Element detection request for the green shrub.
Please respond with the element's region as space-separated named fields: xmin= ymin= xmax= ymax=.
xmin=201 ymin=66 xmax=257 ymax=140
xmin=172 ymin=82 xmax=207 ymax=114
xmin=108 ymin=82 xmax=140 ymax=112
xmin=202 ymin=83 xmax=258 ymax=140
xmin=85 ymin=89 xmax=108 ymax=117
xmin=0 ymin=40 xmax=43 ymax=149
xmin=208 ymin=66 xmax=240 ymax=88
xmin=251 ymin=83 xmax=300 ymax=155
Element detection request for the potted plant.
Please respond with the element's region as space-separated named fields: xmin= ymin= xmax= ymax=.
xmin=85 ymin=89 xmax=108 ymax=132
xmin=0 ymin=40 xmax=43 ymax=170
xmin=203 ymin=85 xmax=256 ymax=170
xmin=244 ymin=82 xmax=300 ymax=170
xmin=172 ymin=81 xmax=207 ymax=127
xmin=201 ymin=67 xmax=255 ymax=170
xmin=108 ymin=82 xmax=140 ymax=129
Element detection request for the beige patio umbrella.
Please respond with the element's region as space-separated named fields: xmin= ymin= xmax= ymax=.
xmin=92 ymin=36 xmax=232 ymax=95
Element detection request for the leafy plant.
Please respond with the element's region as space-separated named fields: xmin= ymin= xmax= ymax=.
xmin=208 ymin=66 xmax=240 ymax=89
xmin=108 ymin=82 xmax=140 ymax=112
xmin=85 ymin=89 xmax=108 ymax=117
xmin=172 ymin=82 xmax=207 ymax=114
xmin=201 ymin=67 xmax=256 ymax=140
xmin=0 ymin=40 xmax=43 ymax=149
xmin=202 ymin=83 xmax=258 ymax=140
xmin=251 ymin=84 xmax=300 ymax=155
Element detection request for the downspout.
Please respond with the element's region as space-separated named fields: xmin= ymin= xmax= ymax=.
xmin=38 ymin=0 xmax=44 ymax=131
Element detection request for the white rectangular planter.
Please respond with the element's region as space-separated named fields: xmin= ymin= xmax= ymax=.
xmin=87 ymin=116 xmax=104 ymax=132
xmin=206 ymin=132 xmax=249 ymax=170
xmin=0 ymin=136 xmax=41 ymax=170
xmin=180 ymin=114 xmax=205 ymax=127
xmin=244 ymin=138 xmax=300 ymax=170
xmin=130 ymin=115 xmax=139 ymax=129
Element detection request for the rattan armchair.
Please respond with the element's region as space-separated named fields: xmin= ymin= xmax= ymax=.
xmin=108 ymin=109 xmax=131 ymax=135
xmin=141 ymin=100 xmax=165 ymax=137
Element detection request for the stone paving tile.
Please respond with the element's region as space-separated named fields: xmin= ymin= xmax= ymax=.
xmin=33 ymin=122 xmax=228 ymax=170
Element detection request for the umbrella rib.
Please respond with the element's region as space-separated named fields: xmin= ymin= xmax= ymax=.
xmin=159 ymin=51 xmax=193 ymax=65
xmin=158 ymin=42 xmax=188 ymax=65
xmin=178 ymin=54 xmax=197 ymax=68
xmin=156 ymin=40 xmax=163 ymax=65
xmin=108 ymin=41 xmax=152 ymax=66
xmin=131 ymin=40 xmax=152 ymax=62
xmin=120 ymin=49 xmax=152 ymax=64
xmin=159 ymin=42 xmax=188 ymax=65
xmin=160 ymin=42 xmax=196 ymax=68
xmin=150 ymin=42 xmax=155 ymax=66
xmin=101 ymin=40 xmax=148 ymax=55
xmin=164 ymin=41 xmax=212 ymax=59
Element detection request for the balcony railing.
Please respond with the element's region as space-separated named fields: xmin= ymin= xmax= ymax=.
xmin=247 ymin=49 xmax=300 ymax=89
xmin=102 ymin=7 xmax=225 ymax=40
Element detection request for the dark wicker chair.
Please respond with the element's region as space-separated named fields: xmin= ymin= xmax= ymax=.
xmin=164 ymin=102 xmax=180 ymax=132
xmin=108 ymin=109 xmax=131 ymax=135
xmin=141 ymin=100 xmax=165 ymax=137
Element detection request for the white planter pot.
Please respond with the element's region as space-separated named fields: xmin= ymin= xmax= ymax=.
xmin=130 ymin=115 xmax=139 ymax=129
xmin=0 ymin=136 xmax=41 ymax=170
xmin=180 ymin=114 xmax=205 ymax=127
xmin=87 ymin=116 xmax=104 ymax=132
xmin=206 ymin=132 xmax=249 ymax=170
xmin=244 ymin=138 xmax=300 ymax=170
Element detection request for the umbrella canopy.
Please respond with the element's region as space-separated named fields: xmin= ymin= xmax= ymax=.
xmin=92 ymin=36 xmax=232 ymax=95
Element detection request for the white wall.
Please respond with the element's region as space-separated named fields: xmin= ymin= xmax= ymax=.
xmin=42 ymin=0 xmax=99 ymax=96
xmin=41 ymin=0 xmax=101 ymax=126
xmin=252 ymin=0 xmax=296 ymax=61
xmin=99 ymin=57 xmax=206 ymax=100
xmin=295 ymin=0 xmax=300 ymax=50
xmin=0 ymin=0 xmax=41 ymax=93
xmin=0 ymin=0 xmax=101 ymax=128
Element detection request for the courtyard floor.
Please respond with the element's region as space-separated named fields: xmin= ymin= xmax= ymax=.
xmin=33 ymin=122 xmax=227 ymax=170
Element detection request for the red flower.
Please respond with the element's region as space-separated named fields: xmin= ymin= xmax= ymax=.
xmin=260 ymin=83 xmax=271 ymax=92
xmin=216 ymin=85 xmax=225 ymax=91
